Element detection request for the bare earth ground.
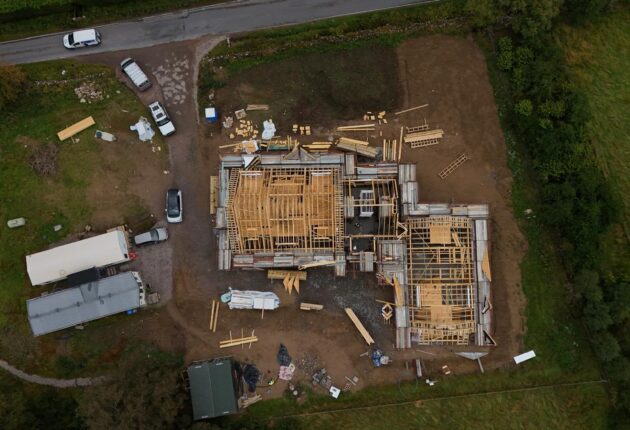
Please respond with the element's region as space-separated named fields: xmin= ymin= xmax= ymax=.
xmin=68 ymin=34 xmax=526 ymax=398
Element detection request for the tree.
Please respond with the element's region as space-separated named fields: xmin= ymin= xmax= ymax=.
xmin=465 ymin=0 xmax=501 ymax=28
xmin=563 ymin=0 xmax=611 ymax=24
xmin=592 ymin=331 xmax=621 ymax=362
xmin=78 ymin=344 xmax=184 ymax=430
xmin=500 ymin=0 xmax=564 ymax=39
xmin=0 ymin=63 xmax=26 ymax=111
xmin=515 ymin=99 xmax=533 ymax=116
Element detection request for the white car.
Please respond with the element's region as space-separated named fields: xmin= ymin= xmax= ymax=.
xmin=63 ymin=29 xmax=101 ymax=49
xmin=133 ymin=228 xmax=168 ymax=246
xmin=165 ymin=189 xmax=183 ymax=223
xmin=148 ymin=101 xmax=175 ymax=136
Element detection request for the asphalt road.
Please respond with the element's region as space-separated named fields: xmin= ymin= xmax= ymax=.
xmin=0 ymin=0 xmax=433 ymax=64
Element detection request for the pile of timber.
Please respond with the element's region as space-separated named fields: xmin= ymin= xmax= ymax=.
xmin=300 ymin=302 xmax=324 ymax=311
xmin=336 ymin=140 xmax=378 ymax=159
xmin=283 ymin=273 xmax=301 ymax=294
xmin=268 ymin=270 xmax=307 ymax=281
xmin=404 ymin=129 xmax=444 ymax=148
xmin=303 ymin=142 xmax=332 ymax=152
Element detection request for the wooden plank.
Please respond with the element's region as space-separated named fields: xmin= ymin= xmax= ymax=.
xmin=482 ymin=248 xmax=492 ymax=281
xmin=283 ymin=275 xmax=292 ymax=293
xmin=393 ymin=278 xmax=404 ymax=305
xmin=219 ymin=337 xmax=259 ymax=348
xmin=293 ymin=277 xmax=300 ymax=294
xmin=57 ymin=116 xmax=96 ymax=141
xmin=213 ymin=301 xmax=219 ymax=332
xmin=344 ymin=308 xmax=375 ymax=345
xmin=337 ymin=124 xmax=376 ymax=130
xmin=300 ymin=302 xmax=324 ymax=311
xmin=394 ymin=104 xmax=428 ymax=115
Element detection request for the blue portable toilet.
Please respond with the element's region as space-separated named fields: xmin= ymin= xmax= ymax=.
xmin=205 ymin=107 xmax=218 ymax=123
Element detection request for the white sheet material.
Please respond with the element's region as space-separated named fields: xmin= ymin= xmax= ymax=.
xmin=228 ymin=290 xmax=280 ymax=310
xmin=513 ymin=350 xmax=536 ymax=364
xmin=129 ymin=117 xmax=155 ymax=142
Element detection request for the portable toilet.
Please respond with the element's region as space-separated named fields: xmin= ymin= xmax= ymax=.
xmin=205 ymin=107 xmax=218 ymax=123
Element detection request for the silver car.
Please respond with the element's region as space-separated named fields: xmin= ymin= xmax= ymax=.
xmin=133 ymin=228 xmax=168 ymax=246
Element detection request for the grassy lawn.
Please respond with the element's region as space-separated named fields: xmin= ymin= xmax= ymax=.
xmin=0 ymin=0 xmax=223 ymax=42
xmin=0 ymin=60 xmax=163 ymax=375
xmin=266 ymin=382 xmax=609 ymax=430
xmin=197 ymin=6 xmax=610 ymax=427
xmin=555 ymin=8 xmax=630 ymax=274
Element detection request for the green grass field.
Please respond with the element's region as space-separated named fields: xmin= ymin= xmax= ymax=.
xmin=0 ymin=60 xmax=159 ymax=374
xmin=555 ymin=8 xmax=630 ymax=268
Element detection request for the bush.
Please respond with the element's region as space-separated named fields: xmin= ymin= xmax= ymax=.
xmin=0 ymin=64 xmax=26 ymax=111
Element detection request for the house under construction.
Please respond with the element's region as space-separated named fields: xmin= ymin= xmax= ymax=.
xmin=214 ymin=149 xmax=493 ymax=348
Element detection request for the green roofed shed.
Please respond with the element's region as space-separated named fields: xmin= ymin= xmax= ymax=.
xmin=187 ymin=357 xmax=238 ymax=420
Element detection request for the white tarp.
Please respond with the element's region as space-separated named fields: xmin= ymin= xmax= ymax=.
xmin=261 ymin=119 xmax=276 ymax=140
xmin=26 ymin=231 xmax=130 ymax=286
xmin=228 ymin=289 xmax=280 ymax=310
xmin=130 ymin=117 xmax=155 ymax=142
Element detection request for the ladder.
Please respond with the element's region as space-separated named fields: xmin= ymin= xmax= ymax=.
xmin=438 ymin=154 xmax=470 ymax=179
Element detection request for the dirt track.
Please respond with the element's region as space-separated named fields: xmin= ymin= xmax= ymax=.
xmin=75 ymin=33 xmax=527 ymax=396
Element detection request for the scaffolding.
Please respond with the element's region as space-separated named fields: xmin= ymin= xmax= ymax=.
xmin=227 ymin=167 xmax=343 ymax=253
xmin=406 ymin=216 xmax=476 ymax=345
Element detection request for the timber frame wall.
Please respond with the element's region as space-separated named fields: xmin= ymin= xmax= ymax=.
xmin=227 ymin=166 xmax=344 ymax=255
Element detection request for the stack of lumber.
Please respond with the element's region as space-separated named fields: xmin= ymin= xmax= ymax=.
xmin=303 ymin=142 xmax=332 ymax=152
xmin=339 ymin=137 xmax=368 ymax=146
xmin=404 ymin=129 xmax=444 ymax=148
xmin=344 ymin=308 xmax=375 ymax=345
xmin=337 ymin=123 xmax=375 ymax=132
xmin=292 ymin=124 xmax=311 ymax=135
xmin=57 ymin=116 xmax=96 ymax=141
xmin=268 ymin=270 xmax=307 ymax=281
xmin=382 ymin=139 xmax=398 ymax=161
xmin=219 ymin=140 xmax=258 ymax=154
xmin=230 ymin=119 xmax=258 ymax=139
xmin=362 ymin=111 xmax=386 ymax=122
xmin=300 ymin=302 xmax=324 ymax=311
xmin=282 ymin=273 xmax=301 ymax=295
xmin=336 ymin=140 xmax=379 ymax=159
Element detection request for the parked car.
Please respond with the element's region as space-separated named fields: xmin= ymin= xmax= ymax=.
xmin=148 ymin=101 xmax=175 ymax=136
xmin=120 ymin=58 xmax=152 ymax=91
xmin=165 ymin=189 xmax=183 ymax=223
xmin=133 ymin=228 xmax=168 ymax=246
xmin=63 ymin=29 xmax=101 ymax=49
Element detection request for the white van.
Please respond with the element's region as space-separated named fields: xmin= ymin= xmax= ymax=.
xmin=120 ymin=58 xmax=152 ymax=91
xmin=63 ymin=29 xmax=101 ymax=49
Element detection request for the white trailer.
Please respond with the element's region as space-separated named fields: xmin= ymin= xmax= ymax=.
xmin=26 ymin=230 xmax=130 ymax=286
